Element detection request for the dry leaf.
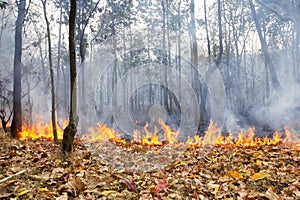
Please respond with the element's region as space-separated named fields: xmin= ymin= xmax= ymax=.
xmin=67 ymin=177 xmax=86 ymax=195
xmin=207 ymin=182 xmax=219 ymax=195
xmin=55 ymin=192 xmax=68 ymax=200
xmin=265 ymin=188 xmax=280 ymax=200
xmin=293 ymin=190 xmax=300 ymax=197
xmin=119 ymin=178 xmax=137 ymax=191
xmin=251 ymin=172 xmax=271 ymax=180
xmin=228 ymin=170 xmax=243 ymax=179
xmin=15 ymin=189 xmax=30 ymax=197
xmin=101 ymin=190 xmax=117 ymax=196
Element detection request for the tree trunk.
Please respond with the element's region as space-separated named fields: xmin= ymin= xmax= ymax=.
xmin=204 ymin=0 xmax=211 ymax=58
xmin=215 ymin=0 xmax=223 ymax=66
xmin=42 ymin=0 xmax=58 ymax=143
xmin=249 ymin=0 xmax=283 ymax=92
xmin=161 ymin=0 xmax=169 ymax=113
xmin=177 ymin=0 xmax=182 ymax=102
xmin=201 ymin=0 xmax=210 ymax=122
xmin=111 ymin=18 xmax=117 ymax=125
xmin=77 ymin=1 xmax=87 ymax=124
xmin=62 ymin=0 xmax=78 ymax=154
xmin=190 ymin=0 xmax=201 ymax=127
xmin=296 ymin=2 xmax=300 ymax=91
xmin=56 ymin=1 xmax=63 ymax=119
xmin=11 ymin=0 xmax=26 ymax=138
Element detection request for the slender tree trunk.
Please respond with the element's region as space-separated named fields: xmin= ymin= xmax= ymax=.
xmin=201 ymin=0 xmax=210 ymax=122
xmin=177 ymin=0 xmax=182 ymax=102
xmin=215 ymin=0 xmax=223 ymax=66
xmin=296 ymin=2 xmax=300 ymax=92
xmin=36 ymin=36 xmax=46 ymax=89
xmin=77 ymin=1 xmax=87 ymax=117
xmin=42 ymin=0 xmax=58 ymax=143
xmin=204 ymin=0 xmax=211 ymax=58
xmin=249 ymin=0 xmax=283 ymax=92
xmin=11 ymin=0 xmax=26 ymax=138
xmin=111 ymin=18 xmax=117 ymax=125
xmin=161 ymin=0 xmax=169 ymax=113
xmin=62 ymin=0 xmax=78 ymax=154
xmin=56 ymin=2 xmax=63 ymax=119
xmin=190 ymin=0 xmax=201 ymax=127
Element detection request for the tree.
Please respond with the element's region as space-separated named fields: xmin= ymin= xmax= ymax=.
xmin=258 ymin=0 xmax=300 ymax=88
xmin=76 ymin=0 xmax=101 ymax=132
xmin=0 ymin=94 xmax=12 ymax=132
xmin=41 ymin=0 xmax=58 ymax=143
xmin=11 ymin=0 xmax=26 ymax=138
xmin=249 ymin=0 xmax=283 ymax=92
xmin=215 ymin=0 xmax=223 ymax=66
xmin=62 ymin=0 xmax=78 ymax=154
xmin=0 ymin=1 xmax=7 ymax=9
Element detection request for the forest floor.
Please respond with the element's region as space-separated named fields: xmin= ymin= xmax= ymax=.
xmin=0 ymin=129 xmax=299 ymax=200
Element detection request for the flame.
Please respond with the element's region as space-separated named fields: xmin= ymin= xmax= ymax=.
xmin=19 ymin=120 xmax=68 ymax=140
xmin=82 ymin=122 xmax=126 ymax=144
xmin=132 ymin=121 xmax=162 ymax=145
xmin=158 ymin=119 xmax=178 ymax=145
xmin=11 ymin=116 xmax=299 ymax=149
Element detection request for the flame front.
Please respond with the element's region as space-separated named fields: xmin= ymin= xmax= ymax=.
xmin=12 ymin=118 xmax=299 ymax=148
xmin=82 ymin=123 xmax=126 ymax=144
xmin=19 ymin=120 xmax=68 ymax=140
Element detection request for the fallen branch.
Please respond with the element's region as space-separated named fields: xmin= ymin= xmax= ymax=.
xmin=0 ymin=169 xmax=26 ymax=184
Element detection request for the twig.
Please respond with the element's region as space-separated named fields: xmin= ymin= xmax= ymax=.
xmin=0 ymin=169 xmax=26 ymax=184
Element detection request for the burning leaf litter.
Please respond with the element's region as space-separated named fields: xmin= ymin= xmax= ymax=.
xmin=1 ymin=123 xmax=300 ymax=199
xmin=1 ymin=119 xmax=300 ymax=199
xmin=17 ymin=119 xmax=300 ymax=149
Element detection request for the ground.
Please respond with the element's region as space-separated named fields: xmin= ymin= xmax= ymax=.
xmin=0 ymin=129 xmax=299 ymax=199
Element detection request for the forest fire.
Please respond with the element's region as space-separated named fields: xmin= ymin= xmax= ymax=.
xmin=82 ymin=123 xmax=126 ymax=144
xmin=15 ymin=118 xmax=300 ymax=149
xmin=19 ymin=120 xmax=68 ymax=140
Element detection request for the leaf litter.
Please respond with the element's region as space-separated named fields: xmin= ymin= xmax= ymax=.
xmin=0 ymin=129 xmax=299 ymax=199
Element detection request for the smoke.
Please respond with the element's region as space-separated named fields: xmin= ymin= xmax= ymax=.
xmin=224 ymin=109 xmax=249 ymax=136
xmin=249 ymin=90 xmax=300 ymax=132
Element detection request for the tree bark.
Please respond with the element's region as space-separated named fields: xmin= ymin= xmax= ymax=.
xmin=215 ymin=0 xmax=223 ymax=66
xmin=161 ymin=0 xmax=169 ymax=113
xmin=42 ymin=0 xmax=58 ymax=143
xmin=11 ymin=0 xmax=26 ymax=138
xmin=62 ymin=0 xmax=78 ymax=154
xmin=177 ymin=0 xmax=182 ymax=102
xmin=188 ymin=0 xmax=204 ymax=128
xmin=56 ymin=1 xmax=63 ymax=119
xmin=204 ymin=0 xmax=211 ymax=58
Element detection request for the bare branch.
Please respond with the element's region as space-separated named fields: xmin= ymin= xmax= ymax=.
xmin=257 ymin=0 xmax=294 ymax=22
xmin=0 ymin=170 xmax=26 ymax=184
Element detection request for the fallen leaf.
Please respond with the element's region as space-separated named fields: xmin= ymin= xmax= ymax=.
xmin=207 ymin=182 xmax=219 ymax=194
xmin=228 ymin=170 xmax=243 ymax=179
xmin=294 ymin=190 xmax=300 ymax=197
xmin=265 ymin=188 xmax=280 ymax=200
xmin=150 ymin=179 xmax=168 ymax=195
xmin=251 ymin=172 xmax=271 ymax=180
xmin=39 ymin=188 xmax=49 ymax=192
xmin=119 ymin=178 xmax=136 ymax=191
xmin=15 ymin=189 xmax=30 ymax=197
xmin=67 ymin=177 xmax=86 ymax=195
xmin=55 ymin=192 xmax=68 ymax=200
xmin=101 ymin=190 xmax=117 ymax=196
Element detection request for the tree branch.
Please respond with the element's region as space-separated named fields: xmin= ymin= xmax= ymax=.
xmin=257 ymin=0 xmax=294 ymax=22
xmin=0 ymin=170 xmax=26 ymax=184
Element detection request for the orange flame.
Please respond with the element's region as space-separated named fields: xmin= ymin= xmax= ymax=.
xmin=19 ymin=120 xmax=68 ymax=140
xmin=82 ymin=123 xmax=126 ymax=144
xmin=12 ymin=117 xmax=299 ymax=149
xmin=158 ymin=119 xmax=178 ymax=145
